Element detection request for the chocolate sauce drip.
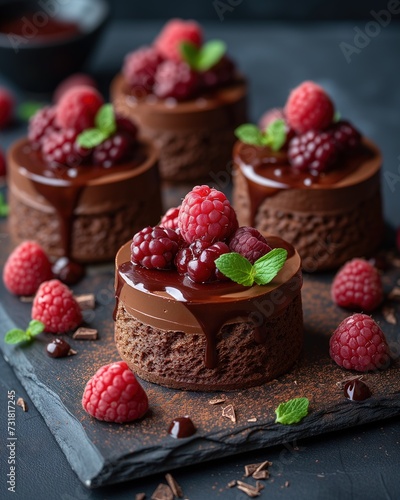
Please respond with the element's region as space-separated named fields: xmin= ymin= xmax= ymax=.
xmin=52 ymin=257 xmax=85 ymax=286
xmin=46 ymin=338 xmax=71 ymax=358
xmin=168 ymin=416 xmax=196 ymax=438
xmin=344 ymin=379 xmax=372 ymax=401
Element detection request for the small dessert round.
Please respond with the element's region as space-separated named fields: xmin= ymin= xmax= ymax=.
xmin=111 ymin=75 xmax=247 ymax=183
xmin=233 ymin=138 xmax=383 ymax=272
xmin=114 ymin=236 xmax=303 ymax=391
xmin=7 ymin=137 xmax=162 ymax=265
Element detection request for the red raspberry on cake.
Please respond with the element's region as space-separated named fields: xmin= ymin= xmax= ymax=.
xmin=186 ymin=241 xmax=230 ymax=283
xmin=42 ymin=129 xmax=91 ymax=168
xmin=288 ymin=129 xmax=339 ymax=173
xmin=53 ymin=73 xmax=97 ymax=103
xmin=160 ymin=206 xmax=180 ymax=230
xmin=154 ymin=60 xmax=198 ymax=100
xmin=93 ymin=133 xmax=131 ymax=168
xmin=123 ymin=46 xmax=164 ymax=91
xmin=329 ymin=313 xmax=390 ymax=372
xmin=0 ymin=87 xmax=14 ymax=129
xmin=330 ymin=120 xmax=361 ymax=151
xmin=131 ymin=226 xmax=181 ymax=270
xmin=285 ymin=81 xmax=334 ymax=133
xmin=28 ymin=106 xmax=59 ymax=148
xmin=32 ymin=279 xmax=82 ymax=333
xmin=201 ymin=55 xmax=235 ymax=88
xmin=178 ymin=185 xmax=238 ymax=244
xmin=0 ymin=148 xmax=6 ymax=177
xmin=56 ymin=85 xmax=104 ymax=132
xmin=115 ymin=115 xmax=138 ymax=142
xmin=229 ymin=227 xmax=271 ymax=264
xmin=3 ymin=241 xmax=53 ymax=296
xmin=154 ymin=18 xmax=203 ymax=61
xmin=258 ymin=107 xmax=295 ymax=146
xmin=82 ymin=361 xmax=148 ymax=423
xmin=331 ymin=258 xmax=383 ymax=312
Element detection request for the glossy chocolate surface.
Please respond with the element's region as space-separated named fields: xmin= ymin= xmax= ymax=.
xmin=168 ymin=416 xmax=197 ymax=439
xmin=344 ymin=379 xmax=372 ymax=401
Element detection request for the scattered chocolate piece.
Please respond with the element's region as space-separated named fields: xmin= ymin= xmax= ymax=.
xmin=247 ymin=417 xmax=257 ymax=422
xmin=382 ymin=305 xmax=397 ymax=325
xmin=20 ymin=296 xmax=33 ymax=303
xmin=344 ymin=379 xmax=372 ymax=401
xmin=72 ymin=327 xmax=98 ymax=340
xmin=151 ymin=484 xmax=173 ymax=500
xmin=46 ymin=338 xmax=71 ymax=358
xmin=388 ymin=286 xmax=400 ymax=301
xmin=74 ymin=293 xmax=95 ymax=310
xmin=165 ymin=473 xmax=183 ymax=498
xmin=168 ymin=416 xmax=196 ymax=438
xmin=16 ymin=397 xmax=28 ymax=412
xmin=209 ymin=396 xmax=226 ymax=405
xmin=256 ymin=481 xmax=265 ymax=491
xmin=285 ymin=481 xmax=290 ymax=487
xmin=67 ymin=348 xmax=77 ymax=356
xmin=227 ymin=480 xmax=237 ymax=488
xmin=136 ymin=494 xmax=146 ymax=500
xmin=252 ymin=470 xmax=269 ymax=480
xmin=222 ymin=404 xmax=236 ymax=423
xmin=245 ymin=460 xmax=272 ymax=477
xmin=236 ymin=481 xmax=260 ymax=498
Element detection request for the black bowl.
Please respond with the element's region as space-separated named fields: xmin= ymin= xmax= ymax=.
xmin=0 ymin=0 xmax=110 ymax=92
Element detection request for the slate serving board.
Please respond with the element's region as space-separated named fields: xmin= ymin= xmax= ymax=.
xmin=1 ymin=217 xmax=400 ymax=489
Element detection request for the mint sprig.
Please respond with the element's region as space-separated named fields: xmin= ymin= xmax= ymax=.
xmin=180 ymin=40 xmax=227 ymax=72
xmin=235 ymin=119 xmax=287 ymax=151
xmin=5 ymin=320 xmax=45 ymax=345
xmin=0 ymin=193 xmax=9 ymax=217
xmin=215 ymin=248 xmax=287 ymax=287
xmin=275 ymin=397 xmax=309 ymax=425
xmin=77 ymin=104 xmax=116 ymax=149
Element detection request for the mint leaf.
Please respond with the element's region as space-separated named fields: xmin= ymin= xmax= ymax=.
xmin=77 ymin=128 xmax=106 ymax=149
xmin=5 ymin=329 xmax=29 ymax=344
xmin=95 ymin=104 xmax=116 ymax=136
xmin=17 ymin=101 xmax=45 ymax=121
xmin=253 ymin=248 xmax=288 ymax=285
xmin=0 ymin=193 xmax=9 ymax=217
xmin=180 ymin=41 xmax=200 ymax=69
xmin=333 ymin=110 xmax=341 ymax=123
xmin=196 ymin=40 xmax=226 ymax=71
xmin=275 ymin=397 xmax=309 ymax=425
xmin=262 ymin=119 xmax=287 ymax=151
xmin=235 ymin=124 xmax=264 ymax=146
xmin=215 ymin=253 xmax=255 ymax=286
xmin=27 ymin=320 xmax=45 ymax=337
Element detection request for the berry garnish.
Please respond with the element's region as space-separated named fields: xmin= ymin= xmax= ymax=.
xmin=28 ymin=106 xmax=59 ymax=148
xmin=32 ymin=279 xmax=82 ymax=333
xmin=3 ymin=241 xmax=53 ymax=296
xmin=53 ymin=73 xmax=97 ymax=103
xmin=160 ymin=206 xmax=181 ymax=230
xmin=175 ymin=240 xmax=209 ymax=275
xmin=154 ymin=19 xmax=203 ymax=61
xmin=4 ymin=320 xmax=44 ymax=345
xmin=229 ymin=227 xmax=271 ymax=264
xmin=93 ymin=133 xmax=131 ymax=167
xmin=82 ymin=361 xmax=149 ymax=423
xmin=235 ymin=119 xmax=287 ymax=152
xmin=0 ymin=148 xmax=6 ymax=177
xmin=288 ymin=129 xmax=338 ymax=173
xmin=186 ymin=241 xmax=230 ymax=283
xmin=115 ymin=114 xmax=138 ymax=142
xmin=154 ymin=60 xmax=198 ymax=100
xmin=56 ymin=85 xmax=104 ymax=132
xmin=0 ymin=86 xmax=14 ymax=129
xmin=258 ymin=108 xmax=295 ymax=146
xmin=275 ymin=397 xmax=309 ymax=425
xmin=329 ymin=314 xmax=390 ymax=372
xmin=42 ymin=129 xmax=91 ymax=168
xmin=285 ymin=81 xmax=334 ymax=133
xmin=131 ymin=226 xmax=181 ymax=270
xmin=46 ymin=338 xmax=71 ymax=358
xmin=331 ymin=258 xmax=383 ymax=312
xmin=330 ymin=119 xmax=361 ymax=151
xmin=178 ymin=185 xmax=238 ymax=244
xmin=123 ymin=46 xmax=163 ymax=91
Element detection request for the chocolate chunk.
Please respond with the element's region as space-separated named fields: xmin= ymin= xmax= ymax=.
xmin=222 ymin=404 xmax=236 ymax=423
xmin=388 ymin=286 xmax=400 ymax=301
xmin=285 ymin=481 xmax=290 ymax=487
xmin=209 ymin=397 xmax=226 ymax=405
xmin=382 ymin=306 xmax=397 ymax=325
xmin=165 ymin=473 xmax=183 ymax=498
xmin=256 ymin=481 xmax=265 ymax=491
xmin=74 ymin=293 xmax=96 ymax=310
xmin=19 ymin=296 xmax=33 ymax=303
xmin=72 ymin=327 xmax=98 ymax=340
xmin=245 ymin=460 xmax=272 ymax=477
xmin=247 ymin=417 xmax=257 ymax=422
xmin=46 ymin=338 xmax=71 ymax=358
xmin=227 ymin=480 xmax=237 ymax=488
xmin=16 ymin=397 xmax=28 ymax=412
xmin=151 ymin=483 xmax=173 ymax=500
xmin=136 ymin=494 xmax=146 ymax=500
xmin=236 ymin=481 xmax=260 ymax=497
xmin=252 ymin=470 xmax=269 ymax=480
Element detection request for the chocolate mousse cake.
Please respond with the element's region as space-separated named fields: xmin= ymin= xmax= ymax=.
xmin=114 ymin=185 xmax=303 ymax=391
xmin=110 ymin=19 xmax=247 ymax=183
xmin=233 ymin=81 xmax=384 ymax=272
xmin=7 ymin=86 xmax=162 ymax=282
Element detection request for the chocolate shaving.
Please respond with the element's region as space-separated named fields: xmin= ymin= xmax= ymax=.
xmin=72 ymin=327 xmax=98 ymax=340
xmin=67 ymin=348 xmax=77 ymax=356
xmin=165 ymin=473 xmax=183 ymax=498
xmin=74 ymin=293 xmax=96 ymax=310
xmin=252 ymin=470 xmax=270 ymax=480
xmin=209 ymin=396 xmax=226 ymax=405
xmin=382 ymin=305 xmax=397 ymax=325
xmin=247 ymin=417 xmax=257 ymax=422
xmin=388 ymin=286 xmax=400 ymax=301
xmin=16 ymin=397 xmax=28 ymax=412
xmin=256 ymin=481 xmax=265 ymax=491
xmin=285 ymin=481 xmax=290 ymax=487
xmin=236 ymin=481 xmax=260 ymax=497
xmin=336 ymin=375 xmax=364 ymax=388
xmin=151 ymin=483 xmax=173 ymax=500
xmin=227 ymin=480 xmax=237 ymax=488
xmin=136 ymin=494 xmax=146 ymax=500
xmin=20 ymin=296 xmax=33 ymax=303
xmin=222 ymin=404 xmax=236 ymax=423
xmin=245 ymin=460 xmax=272 ymax=477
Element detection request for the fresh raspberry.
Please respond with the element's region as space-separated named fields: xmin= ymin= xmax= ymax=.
xmin=115 ymin=115 xmax=138 ymax=143
xmin=258 ymin=107 xmax=295 ymax=145
xmin=154 ymin=19 xmax=203 ymax=61
xmin=154 ymin=60 xmax=198 ymax=100
xmin=179 ymin=241 xmax=230 ymax=283
xmin=329 ymin=120 xmax=361 ymax=151
xmin=329 ymin=314 xmax=390 ymax=372
xmin=123 ymin=46 xmax=163 ymax=91
xmin=56 ymin=85 xmax=104 ymax=132
xmin=28 ymin=106 xmax=59 ymax=148
xmin=93 ymin=134 xmax=131 ymax=168
xmin=201 ymin=55 xmax=235 ymax=88
xmin=0 ymin=148 xmax=6 ymax=177
xmin=285 ymin=81 xmax=334 ymax=133
xmin=53 ymin=73 xmax=97 ymax=103
xmin=0 ymin=87 xmax=14 ymax=129
xmin=331 ymin=259 xmax=383 ymax=312
xmin=178 ymin=185 xmax=238 ymax=244
xmin=229 ymin=227 xmax=271 ymax=264
xmin=131 ymin=226 xmax=181 ymax=270
xmin=160 ymin=206 xmax=181 ymax=230
xmin=42 ymin=129 xmax=91 ymax=167
xmin=3 ymin=241 xmax=53 ymax=296
xmin=288 ymin=129 xmax=338 ymax=173
xmin=82 ymin=361 xmax=148 ymax=423
xmin=31 ymin=279 xmax=82 ymax=333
